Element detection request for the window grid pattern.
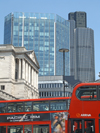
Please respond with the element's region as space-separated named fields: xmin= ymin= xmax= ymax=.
xmin=4 ymin=12 xmax=70 ymax=76
xmin=56 ymin=15 xmax=70 ymax=76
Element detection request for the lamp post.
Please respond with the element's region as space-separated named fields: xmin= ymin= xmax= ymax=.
xmin=59 ymin=48 xmax=69 ymax=97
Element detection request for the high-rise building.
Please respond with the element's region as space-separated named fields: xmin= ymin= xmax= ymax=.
xmin=68 ymin=11 xmax=87 ymax=28
xmin=68 ymin=20 xmax=75 ymax=78
xmin=4 ymin=12 xmax=70 ymax=76
xmin=69 ymin=12 xmax=95 ymax=82
xmin=74 ymin=28 xmax=95 ymax=82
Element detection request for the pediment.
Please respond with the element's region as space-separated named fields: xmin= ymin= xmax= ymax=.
xmin=27 ymin=51 xmax=39 ymax=68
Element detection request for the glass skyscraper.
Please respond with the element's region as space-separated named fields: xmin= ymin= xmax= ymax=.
xmin=69 ymin=13 xmax=95 ymax=82
xmin=68 ymin=11 xmax=87 ymax=28
xmin=4 ymin=12 xmax=70 ymax=76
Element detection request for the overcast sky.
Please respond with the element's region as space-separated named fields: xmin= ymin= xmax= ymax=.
xmin=0 ymin=0 xmax=100 ymax=80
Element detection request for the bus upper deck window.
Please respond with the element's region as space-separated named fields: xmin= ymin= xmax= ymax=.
xmin=24 ymin=102 xmax=32 ymax=112
xmin=33 ymin=101 xmax=49 ymax=111
xmin=98 ymin=86 xmax=100 ymax=100
xmin=50 ymin=100 xmax=66 ymax=111
xmin=8 ymin=102 xmax=23 ymax=113
xmin=0 ymin=103 xmax=7 ymax=113
xmin=76 ymin=86 xmax=97 ymax=100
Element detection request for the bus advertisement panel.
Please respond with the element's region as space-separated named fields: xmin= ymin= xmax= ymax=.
xmin=0 ymin=97 xmax=70 ymax=133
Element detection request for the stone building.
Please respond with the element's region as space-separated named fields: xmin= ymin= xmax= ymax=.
xmin=0 ymin=44 xmax=39 ymax=99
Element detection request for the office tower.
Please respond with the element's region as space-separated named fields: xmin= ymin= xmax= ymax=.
xmin=4 ymin=12 xmax=70 ymax=76
xmin=68 ymin=11 xmax=87 ymax=28
xmin=69 ymin=22 xmax=95 ymax=82
xmin=69 ymin=12 xmax=95 ymax=82
xmin=74 ymin=28 xmax=95 ymax=82
xmin=68 ymin=20 xmax=75 ymax=77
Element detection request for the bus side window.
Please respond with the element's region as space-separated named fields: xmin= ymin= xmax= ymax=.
xmin=8 ymin=102 xmax=23 ymax=112
xmin=24 ymin=102 xmax=32 ymax=112
xmin=50 ymin=100 xmax=66 ymax=111
xmin=76 ymin=86 xmax=97 ymax=100
xmin=0 ymin=103 xmax=7 ymax=113
xmin=16 ymin=102 xmax=23 ymax=112
xmin=98 ymin=87 xmax=100 ymax=100
xmin=8 ymin=103 xmax=16 ymax=112
xmin=33 ymin=101 xmax=49 ymax=111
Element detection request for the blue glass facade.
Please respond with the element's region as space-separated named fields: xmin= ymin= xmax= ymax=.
xmin=4 ymin=12 xmax=70 ymax=76
xmin=56 ymin=15 xmax=70 ymax=76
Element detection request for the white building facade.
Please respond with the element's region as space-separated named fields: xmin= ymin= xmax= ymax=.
xmin=0 ymin=44 xmax=39 ymax=99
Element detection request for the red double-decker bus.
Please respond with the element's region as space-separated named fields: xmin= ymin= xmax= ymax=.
xmin=0 ymin=97 xmax=70 ymax=133
xmin=68 ymin=82 xmax=100 ymax=133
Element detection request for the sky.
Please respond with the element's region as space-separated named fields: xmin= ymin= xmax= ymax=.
xmin=0 ymin=0 xmax=100 ymax=80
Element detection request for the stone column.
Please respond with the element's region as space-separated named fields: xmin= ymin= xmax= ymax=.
xmin=32 ymin=68 xmax=34 ymax=86
xmin=34 ymin=70 xmax=36 ymax=88
xmin=18 ymin=59 xmax=21 ymax=79
xmin=26 ymin=62 xmax=28 ymax=82
xmin=25 ymin=62 xmax=26 ymax=81
xmin=30 ymin=67 xmax=32 ymax=84
xmin=35 ymin=71 xmax=37 ymax=88
xmin=27 ymin=63 xmax=29 ymax=82
xmin=36 ymin=72 xmax=38 ymax=89
xmin=33 ymin=69 xmax=35 ymax=87
xmin=30 ymin=66 xmax=32 ymax=85
xmin=28 ymin=65 xmax=30 ymax=83
xmin=22 ymin=59 xmax=25 ymax=79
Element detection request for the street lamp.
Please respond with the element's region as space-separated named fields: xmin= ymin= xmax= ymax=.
xmin=59 ymin=48 xmax=69 ymax=97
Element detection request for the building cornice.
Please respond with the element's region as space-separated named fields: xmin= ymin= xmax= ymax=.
xmin=0 ymin=46 xmax=40 ymax=70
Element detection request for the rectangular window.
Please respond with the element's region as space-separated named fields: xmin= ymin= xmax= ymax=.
xmin=15 ymin=71 xmax=18 ymax=79
xmin=8 ymin=102 xmax=23 ymax=112
xmin=98 ymin=86 xmax=100 ymax=100
xmin=24 ymin=125 xmax=32 ymax=133
xmin=84 ymin=120 xmax=94 ymax=133
xmin=8 ymin=126 xmax=23 ymax=133
xmin=1 ymin=85 xmax=5 ymax=90
xmin=38 ymin=84 xmax=40 ymax=88
xmin=76 ymin=86 xmax=97 ymax=100
xmin=59 ymin=91 xmax=60 ymax=96
xmin=50 ymin=100 xmax=66 ymax=110
xmin=0 ymin=103 xmax=7 ymax=113
xmin=53 ymin=92 xmax=55 ymax=96
xmin=52 ymin=84 xmax=54 ymax=88
xmin=44 ymin=92 xmax=46 ymax=96
xmin=56 ymin=84 xmax=58 ymax=88
xmin=39 ymin=92 xmax=41 ymax=97
xmin=41 ymin=92 xmax=43 ymax=97
xmin=56 ymin=92 xmax=58 ymax=97
xmin=24 ymin=102 xmax=32 ymax=112
xmin=43 ymin=84 xmax=46 ymax=88
xmin=33 ymin=101 xmax=49 ymax=111
xmin=0 ymin=126 xmax=6 ymax=133
xmin=33 ymin=125 xmax=49 ymax=133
